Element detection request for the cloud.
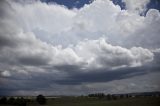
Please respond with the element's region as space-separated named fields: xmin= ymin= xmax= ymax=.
xmin=123 ymin=9 xmax=160 ymax=49
xmin=122 ymin=0 xmax=150 ymax=14
xmin=80 ymin=71 xmax=160 ymax=94
xmin=74 ymin=38 xmax=153 ymax=69
xmin=1 ymin=70 xmax=11 ymax=77
xmin=0 ymin=0 xmax=160 ymax=95
xmin=0 ymin=70 xmax=159 ymax=96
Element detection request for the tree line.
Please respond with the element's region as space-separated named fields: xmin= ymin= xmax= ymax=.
xmin=0 ymin=94 xmax=46 ymax=106
xmin=87 ymin=92 xmax=160 ymax=100
xmin=0 ymin=92 xmax=160 ymax=105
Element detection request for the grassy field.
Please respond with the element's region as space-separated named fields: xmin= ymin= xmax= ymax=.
xmin=0 ymin=96 xmax=159 ymax=106
xmin=26 ymin=97 xmax=160 ymax=106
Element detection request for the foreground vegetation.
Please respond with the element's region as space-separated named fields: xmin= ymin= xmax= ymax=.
xmin=29 ymin=96 xmax=160 ymax=106
xmin=1 ymin=96 xmax=160 ymax=106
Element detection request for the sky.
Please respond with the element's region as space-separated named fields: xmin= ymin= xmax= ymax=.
xmin=0 ymin=0 xmax=160 ymax=96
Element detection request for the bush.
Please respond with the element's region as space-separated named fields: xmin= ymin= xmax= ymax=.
xmin=16 ymin=97 xmax=27 ymax=106
xmin=0 ymin=96 xmax=7 ymax=104
xmin=8 ymin=97 xmax=15 ymax=105
xmin=36 ymin=95 xmax=46 ymax=105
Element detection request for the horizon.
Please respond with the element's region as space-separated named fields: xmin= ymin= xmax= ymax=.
xmin=1 ymin=91 xmax=160 ymax=97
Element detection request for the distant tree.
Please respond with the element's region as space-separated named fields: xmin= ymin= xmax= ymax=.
xmin=112 ymin=95 xmax=117 ymax=100
xmin=97 ymin=93 xmax=105 ymax=99
xmin=120 ymin=94 xmax=124 ymax=99
xmin=88 ymin=93 xmax=105 ymax=99
xmin=106 ymin=94 xmax=112 ymax=100
xmin=126 ymin=94 xmax=129 ymax=98
xmin=8 ymin=97 xmax=15 ymax=105
xmin=0 ymin=96 xmax=7 ymax=104
xmin=36 ymin=95 xmax=46 ymax=105
xmin=19 ymin=97 xmax=27 ymax=106
xmin=88 ymin=94 xmax=94 ymax=97
xmin=16 ymin=97 xmax=27 ymax=106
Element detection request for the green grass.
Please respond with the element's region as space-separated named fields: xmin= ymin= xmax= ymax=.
xmin=27 ymin=97 xmax=160 ymax=106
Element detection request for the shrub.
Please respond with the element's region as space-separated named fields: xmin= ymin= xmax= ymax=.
xmin=36 ymin=95 xmax=46 ymax=105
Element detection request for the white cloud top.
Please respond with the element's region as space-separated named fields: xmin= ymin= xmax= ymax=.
xmin=122 ymin=0 xmax=150 ymax=14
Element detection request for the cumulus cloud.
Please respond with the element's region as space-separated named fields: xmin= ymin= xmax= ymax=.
xmin=123 ymin=9 xmax=160 ymax=49
xmin=0 ymin=0 xmax=160 ymax=95
xmin=0 ymin=0 xmax=155 ymax=72
xmin=122 ymin=0 xmax=150 ymax=14
xmin=74 ymin=38 xmax=153 ymax=69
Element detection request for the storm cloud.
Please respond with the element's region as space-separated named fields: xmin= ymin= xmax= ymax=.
xmin=0 ymin=0 xmax=160 ymax=95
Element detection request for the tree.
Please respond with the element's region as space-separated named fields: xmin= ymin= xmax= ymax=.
xmin=106 ymin=94 xmax=112 ymax=100
xmin=36 ymin=95 xmax=46 ymax=105
xmin=112 ymin=95 xmax=117 ymax=100
xmin=8 ymin=97 xmax=15 ymax=105
xmin=0 ymin=96 xmax=7 ymax=104
xmin=97 ymin=93 xmax=105 ymax=99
